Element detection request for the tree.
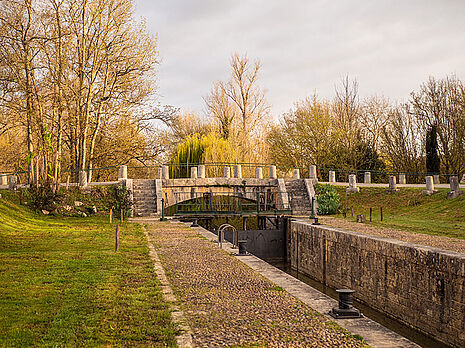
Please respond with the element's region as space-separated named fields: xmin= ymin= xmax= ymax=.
xmin=426 ymin=125 xmax=440 ymax=174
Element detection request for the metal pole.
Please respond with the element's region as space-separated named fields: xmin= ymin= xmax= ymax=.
xmin=160 ymin=197 xmax=167 ymax=221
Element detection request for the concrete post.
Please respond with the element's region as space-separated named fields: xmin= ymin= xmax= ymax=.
xmin=162 ymin=165 xmax=169 ymax=179
xmin=292 ymin=169 xmax=300 ymax=179
xmin=433 ymin=174 xmax=440 ymax=184
xmin=422 ymin=176 xmax=437 ymax=195
xmin=78 ymin=171 xmax=88 ymax=187
xmin=447 ymin=176 xmax=464 ymax=199
xmin=364 ymin=172 xmax=371 ymax=184
xmin=399 ymin=173 xmax=406 ymax=185
xmin=234 ymin=165 xmax=242 ymax=178
xmin=118 ymin=165 xmax=127 ymax=180
xmin=309 ymin=165 xmax=317 ymax=180
xmin=190 ymin=167 xmax=198 ymax=179
xmin=329 ymin=171 xmax=336 ymax=183
xmin=198 ymin=165 xmax=206 ymax=178
xmin=224 ymin=167 xmax=231 ymax=178
xmin=8 ymin=175 xmax=17 ymax=191
xmin=256 ymin=167 xmax=263 ymax=179
xmin=157 ymin=167 xmax=162 ymax=179
xmin=269 ymin=166 xmax=277 ymax=179
xmin=346 ymin=174 xmax=359 ymax=193
xmin=387 ymin=175 xmax=398 ymax=193
xmin=0 ymin=175 xmax=7 ymax=186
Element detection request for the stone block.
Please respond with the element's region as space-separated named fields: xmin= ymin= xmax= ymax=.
xmin=8 ymin=175 xmax=18 ymax=191
xmin=190 ymin=167 xmax=198 ymax=179
xmin=198 ymin=165 xmax=206 ymax=178
xmin=270 ymin=166 xmax=278 ymax=179
xmin=118 ymin=165 xmax=127 ymax=180
xmin=224 ymin=167 xmax=231 ymax=178
xmin=292 ymin=168 xmax=300 ymax=179
xmin=157 ymin=167 xmax=162 ymax=179
xmin=447 ymin=176 xmax=464 ymax=199
xmin=386 ymin=175 xmax=398 ymax=193
xmin=346 ymin=174 xmax=359 ymax=193
xmin=433 ymin=174 xmax=440 ymax=184
xmin=329 ymin=171 xmax=336 ymax=183
xmin=422 ymin=176 xmax=438 ymax=195
xmin=309 ymin=165 xmax=317 ymax=181
xmin=234 ymin=165 xmax=242 ymax=178
xmin=162 ymin=165 xmax=169 ymax=179
xmin=256 ymin=167 xmax=263 ymax=179
xmin=0 ymin=175 xmax=7 ymax=185
xmin=356 ymin=214 xmax=366 ymax=223
xmin=364 ymin=172 xmax=371 ymax=184
xmin=398 ymin=173 xmax=406 ymax=185
xmin=78 ymin=171 xmax=87 ymax=187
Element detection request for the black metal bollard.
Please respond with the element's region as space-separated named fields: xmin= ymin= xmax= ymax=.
xmin=329 ymin=289 xmax=363 ymax=319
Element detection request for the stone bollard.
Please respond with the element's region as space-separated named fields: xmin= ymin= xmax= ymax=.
xmin=190 ymin=167 xmax=198 ymax=179
xmin=224 ymin=167 xmax=231 ymax=178
xmin=292 ymin=169 xmax=300 ymax=179
xmin=329 ymin=171 xmax=336 ymax=183
xmin=157 ymin=167 xmax=162 ymax=179
xmin=234 ymin=165 xmax=242 ymax=178
xmin=433 ymin=174 xmax=440 ymax=185
xmin=447 ymin=176 xmax=464 ymax=199
xmin=422 ymin=176 xmax=437 ymax=195
xmin=364 ymin=172 xmax=371 ymax=184
xmin=78 ymin=170 xmax=88 ymax=187
xmin=8 ymin=175 xmax=18 ymax=191
xmin=309 ymin=165 xmax=318 ymax=181
xmin=256 ymin=167 xmax=263 ymax=179
xmin=0 ymin=174 xmax=7 ymax=186
xmin=198 ymin=165 xmax=206 ymax=178
xmin=346 ymin=174 xmax=359 ymax=193
xmin=269 ymin=165 xmax=277 ymax=179
xmin=387 ymin=175 xmax=398 ymax=193
xmin=162 ymin=165 xmax=169 ymax=179
xmin=399 ymin=173 xmax=406 ymax=185
xmin=118 ymin=165 xmax=127 ymax=180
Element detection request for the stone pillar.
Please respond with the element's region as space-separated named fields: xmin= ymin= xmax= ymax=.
xmin=433 ymin=174 xmax=440 ymax=185
xmin=309 ymin=165 xmax=317 ymax=181
xmin=256 ymin=167 xmax=263 ymax=179
xmin=234 ymin=165 xmax=242 ymax=179
xmin=157 ymin=167 xmax=162 ymax=179
xmin=422 ymin=176 xmax=437 ymax=195
xmin=292 ymin=169 xmax=300 ymax=179
xmin=162 ymin=165 xmax=169 ymax=179
xmin=329 ymin=171 xmax=336 ymax=183
xmin=447 ymin=176 xmax=464 ymax=199
xmin=346 ymin=174 xmax=359 ymax=193
xmin=387 ymin=175 xmax=398 ymax=193
xmin=224 ymin=167 xmax=231 ymax=178
xmin=118 ymin=165 xmax=127 ymax=180
xmin=190 ymin=167 xmax=198 ymax=179
xmin=198 ymin=165 xmax=206 ymax=178
xmin=364 ymin=172 xmax=371 ymax=184
xmin=399 ymin=173 xmax=406 ymax=185
xmin=8 ymin=175 xmax=17 ymax=191
xmin=78 ymin=171 xmax=88 ymax=187
xmin=269 ymin=166 xmax=277 ymax=179
xmin=0 ymin=175 xmax=7 ymax=186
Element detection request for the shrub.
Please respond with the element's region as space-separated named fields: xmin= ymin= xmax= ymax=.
xmin=25 ymin=185 xmax=61 ymax=212
xmin=108 ymin=185 xmax=133 ymax=218
xmin=315 ymin=183 xmax=340 ymax=215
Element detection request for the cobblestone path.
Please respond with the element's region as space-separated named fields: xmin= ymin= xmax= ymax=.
xmin=146 ymin=221 xmax=368 ymax=348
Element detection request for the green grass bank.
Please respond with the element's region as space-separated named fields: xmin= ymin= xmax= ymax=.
xmin=334 ymin=187 xmax=465 ymax=240
xmin=0 ymin=194 xmax=176 ymax=347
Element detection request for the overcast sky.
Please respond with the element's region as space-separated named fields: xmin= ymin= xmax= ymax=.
xmin=134 ymin=0 xmax=465 ymax=118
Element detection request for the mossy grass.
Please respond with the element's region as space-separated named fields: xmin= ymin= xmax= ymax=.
xmin=335 ymin=187 xmax=465 ymax=240
xmin=0 ymin=196 xmax=177 ymax=346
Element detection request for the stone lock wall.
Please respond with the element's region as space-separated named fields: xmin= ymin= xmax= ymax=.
xmin=288 ymin=221 xmax=465 ymax=347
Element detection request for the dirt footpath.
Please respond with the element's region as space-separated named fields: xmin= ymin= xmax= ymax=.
xmin=146 ymin=221 xmax=368 ymax=348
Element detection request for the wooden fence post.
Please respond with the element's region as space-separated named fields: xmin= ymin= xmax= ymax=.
xmin=115 ymin=225 xmax=120 ymax=252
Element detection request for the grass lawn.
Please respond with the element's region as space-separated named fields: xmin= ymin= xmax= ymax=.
xmin=0 ymin=193 xmax=177 ymax=347
xmin=333 ymin=187 xmax=465 ymax=240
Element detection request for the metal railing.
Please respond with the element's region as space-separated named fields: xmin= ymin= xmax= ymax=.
xmin=174 ymin=190 xmax=292 ymax=216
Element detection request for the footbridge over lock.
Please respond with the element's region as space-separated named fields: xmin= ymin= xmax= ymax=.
xmin=122 ymin=165 xmax=317 ymax=217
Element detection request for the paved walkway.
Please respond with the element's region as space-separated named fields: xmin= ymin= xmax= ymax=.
xmin=145 ymin=220 xmax=369 ymax=347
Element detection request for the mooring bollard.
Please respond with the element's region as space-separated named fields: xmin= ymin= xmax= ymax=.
xmin=191 ymin=219 xmax=199 ymax=227
xmin=160 ymin=197 xmax=167 ymax=221
xmin=238 ymin=240 xmax=247 ymax=255
xmin=218 ymin=229 xmax=223 ymax=249
xmin=115 ymin=225 xmax=120 ymax=252
xmin=329 ymin=289 xmax=362 ymax=319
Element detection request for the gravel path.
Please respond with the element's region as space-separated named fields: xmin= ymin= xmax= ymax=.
xmin=318 ymin=216 xmax=465 ymax=254
xmin=147 ymin=221 xmax=368 ymax=348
